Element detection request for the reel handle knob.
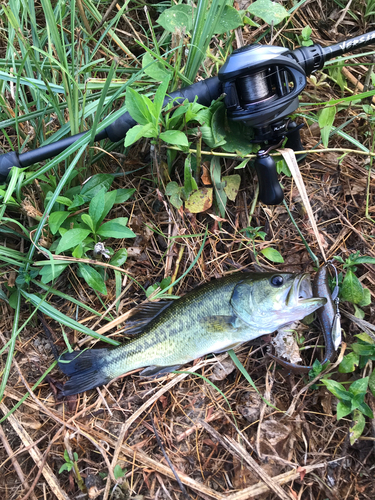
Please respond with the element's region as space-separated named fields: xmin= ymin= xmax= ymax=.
xmin=254 ymin=151 xmax=284 ymax=205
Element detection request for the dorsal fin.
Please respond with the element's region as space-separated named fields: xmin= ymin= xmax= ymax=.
xmin=120 ymin=300 xmax=175 ymax=337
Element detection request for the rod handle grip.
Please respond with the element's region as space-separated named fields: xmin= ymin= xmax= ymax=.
xmin=254 ymin=153 xmax=284 ymax=205
xmin=0 ymin=151 xmax=21 ymax=181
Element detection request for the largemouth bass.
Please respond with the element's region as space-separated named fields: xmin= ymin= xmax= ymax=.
xmin=59 ymin=272 xmax=326 ymax=395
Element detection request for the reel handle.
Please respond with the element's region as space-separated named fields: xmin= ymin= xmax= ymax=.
xmin=254 ymin=151 xmax=284 ymax=205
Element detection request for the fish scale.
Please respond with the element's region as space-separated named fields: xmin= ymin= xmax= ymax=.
xmin=59 ymin=272 xmax=326 ymax=395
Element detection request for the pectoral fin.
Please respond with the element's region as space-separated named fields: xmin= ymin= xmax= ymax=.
xmin=200 ymin=315 xmax=246 ymax=353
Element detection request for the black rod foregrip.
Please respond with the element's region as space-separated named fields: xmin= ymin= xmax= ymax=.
xmin=254 ymin=152 xmax=284 ymax=205
xmin=0 ymin=76 xmax=222 ymax=179
xmin=104 ymin=77 xmax=221 ymax=142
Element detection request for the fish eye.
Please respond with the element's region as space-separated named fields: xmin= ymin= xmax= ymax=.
xmin=270 ymin=275 xmax=284 ymax=287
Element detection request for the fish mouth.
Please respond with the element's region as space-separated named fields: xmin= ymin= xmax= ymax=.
xmin=286 ymin=273 xmax=324 ymax=308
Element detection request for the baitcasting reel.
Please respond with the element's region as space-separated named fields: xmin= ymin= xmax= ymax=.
xmin=1 ymin=31 xmax=375 ymax=204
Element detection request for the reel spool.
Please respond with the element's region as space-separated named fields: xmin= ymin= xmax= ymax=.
xmin=218 ymin=45 xmax=306 ymax=132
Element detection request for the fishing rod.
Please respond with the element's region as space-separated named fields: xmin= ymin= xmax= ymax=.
xmin=1 ymin=31 xmax=375 ymax=204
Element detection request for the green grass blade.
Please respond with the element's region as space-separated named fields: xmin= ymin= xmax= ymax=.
xmin=228 ymin=349 xmax=282 ymax=411
xmin=0 ymin=290 xmax=21 ymax=403
xmin=21 ymin=291 xmax=120 ymax=346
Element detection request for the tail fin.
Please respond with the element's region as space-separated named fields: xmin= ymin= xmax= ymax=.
xmin=58 ymin=349 xmax=112 ymax=396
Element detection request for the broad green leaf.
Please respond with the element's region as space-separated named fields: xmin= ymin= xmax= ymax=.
xmin=243 ymin=16 xmax=260 ymax=27
xmin=125 ymin=87 xmax=153 ymax=125
xmin=39 ymin=263 xmax=69 ymax=284
xmin=211 ymin=103 xmax=254 ymax=154
xmin=369 ymin=369 xmax=375 ymax=396
xmin=318 ymin=106 xmax=337 ymax=128
xmin=99 ymin=190 xmax=118 ymax=227
xmin=159 ymin=130 xmax=188 ymax=147
xmin=165 ymin=181 xmax=180 ymax=196
xmin=336 ymin=400 xmax=352 ymax=420
xmin=340 ymin=270 xmax=364 ymax=304
xmin=9 ymin=291 xmax=18 ymax=308
xmin=167 ymin=102 xmax=190 ymax=129
xmin=339 ymin=352 xmax=360 ymax=373
xmin=81 ymin=174 xmax=113 ymax=200
xmin=350 ymin=256 xmax=375 ymax=265
xmin=160 ymin=277 xmax=172 ymax=289
xmin=125 ymin=123 xmax=157 ymax=147
xmin=49 ymin=211 xmax=70 ymax=235
xmin=146 ymin=283 xmax=159 ymax=297
xmin=170 ymin=192 xmax=183 ymax=209
xmin=215 ymin=5 xmax=243 ymax=34
xmin=349 ymin=410 xmax=365 ymax=444
xmin=124 ymin=124 xmax=145 ymax=147
xmin=276 ymin=158 xmax=291 ymax=176
xmin=153 ymin=76 xmax=171 ymax=120
xmin=89 ymin=189 xmax=106 ymax=228
xmin=185 ymin=101 xmax=206 ymax=123
xmin=211 ymin=104 xmax=227 ymax=146
xmin=358 ymin=288 xmax=371 ymax=307
xmin=353 ymin=304 xmax=365 ymax=319
xmin=115 ymin=189 xmax=136 ymax=204
xmin=302 ymin=26 xmax=312 ymax=40
xmin=81 ymin=214 xmax=95 ymax=233
xmin=72 ymin=242 xmax=85 ymax=259
xmin=350 ymin=393 xmax=365 ymax=412
xmin=318 ymin=106 xmax=336 ymax=147
xmin=356 ymin=332 xmax=375 ymax=344
xmin=78 ymin=264 xmax=107 ymax=295
xmin=223 ymin=175 xmax=241 ymax=201
xmin=53 ymin=196 xmax=72 ymax=207
xmin=109 ymin=248 xmax=128 ymax=267
xmin=210 ymin=156 xmax=227 ymax=218
xmin=352 ymin=343 xmax=375 ymax=356
xmin=183 ymin=156 xmax=198 ymax=199
xmin=248 ymin=0 xmax=289 ymax=26
xmin=68 ymin=194 xmax=86 ymax=211
xmin=235 ymin=158 xmax=251 ymax=170
xmin=358 ymin=402 xmax=374 ymax=419
xmin=97 ymin=220 xmax=136 ymax=239
xmin=158 ymin=4 xmax=193 ymax=32
xmin=322 ymin=379 xmax=352 ymax=401
xmin=142 ymin=52 xmax=170 ymax=81
xmin=362 ymin=104 xmax=373 ymax=114
xmin=59 ymin=463 xmax=72 ymax=474
xmin=260 ymin=247 xmax=284 ymax=263
xmin=193 ymin=106 xmax=226 ymax=149
xmin=309 ymin=359 xmax=323 ymax=378
xmin=185 ymin=188 xmax=213 ymax=213
xmin=114 ymin=464 xmax=126 ymax=480
xmin=55 ymin=229 xmax=91 ymax=255
xmin=349 ymin=376 xmax=369 ymax=396
xmin=333 ymin=255 xmax=345 ymax=264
